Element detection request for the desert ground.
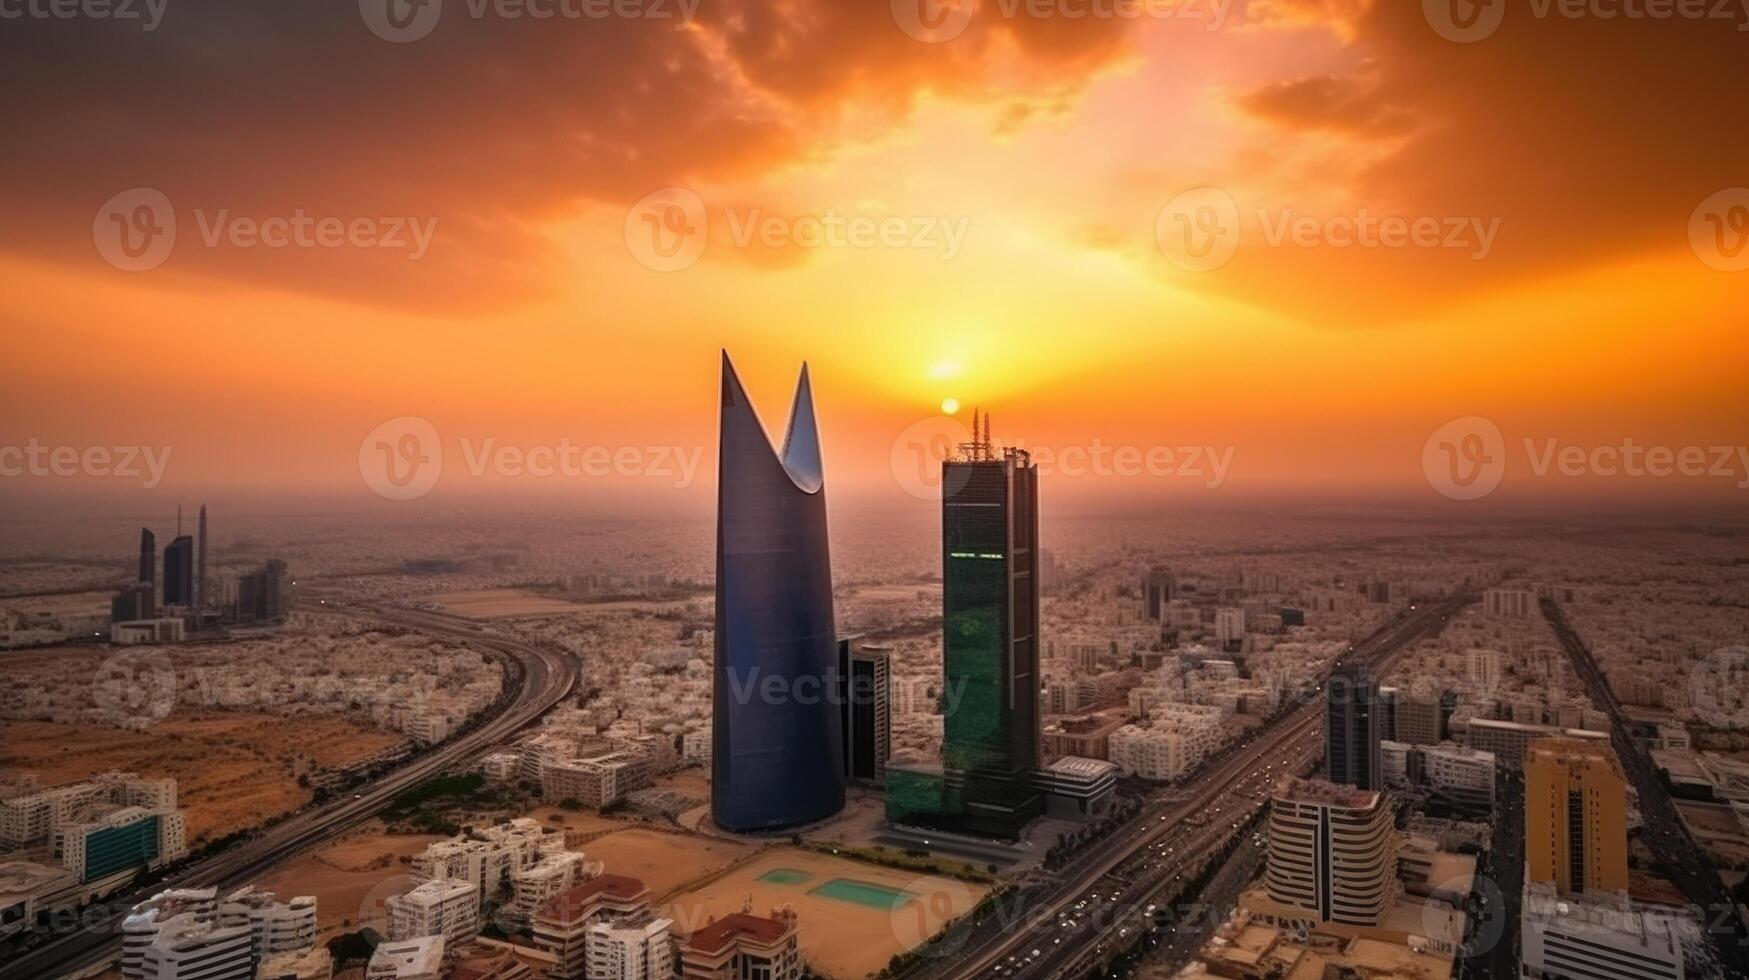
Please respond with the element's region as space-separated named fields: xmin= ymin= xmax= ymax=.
xmin=251 ymin=820 xmax=446 ymax=938
xmin=433 ymin=589 xmax=587 ymax=619
xmin=0 ymin=711 xmax=405 ymax=844
xmin=661 ymin=847 xmax=988 ymax=980
xmin=584 ymin=827 xmax=758 ymax=898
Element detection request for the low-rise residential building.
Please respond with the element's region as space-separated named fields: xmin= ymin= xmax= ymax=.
xmin=366 ymin=936 xmax=446 ymax=980
xmin=532 ymin=875 xmax=653 ymax=980
xmin=587 ymin=913 xmax=675 ymax=980
xmin=386 ymin=879 xmax=480 ymax=945
xmin=680 ymin=909 xmax=802 ymax=980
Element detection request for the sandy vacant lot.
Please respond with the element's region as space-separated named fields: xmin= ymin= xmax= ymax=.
xmin=433 ymin=589 xmax=586 ymax=619
xmin=253 ymin=820 xmax=445 ymax=937
xmin=583 ymin=827 xmax=757 ymax=899
xmin=663 ymin=848 xmax=987 ymax=980
xmin=0 ymin=711 xmax=405 ymax=844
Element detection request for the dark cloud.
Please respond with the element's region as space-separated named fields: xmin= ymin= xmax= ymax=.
xmin=0 ymin=0 xmax=1135 ymax=313
xmin=1205 ymin=0 xmax=1749 ymax=323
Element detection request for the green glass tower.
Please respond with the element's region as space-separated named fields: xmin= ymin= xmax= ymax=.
xmin=886 ymin=418 xmax=1043 ymax=839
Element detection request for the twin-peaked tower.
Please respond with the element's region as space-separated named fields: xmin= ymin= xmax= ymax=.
xmin=711 ymin=353 xmax=845 ymax=832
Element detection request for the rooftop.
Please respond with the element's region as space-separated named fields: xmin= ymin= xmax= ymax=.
xmin=684 ymin=911 xmax=795 ymax=953
xmin=538 ymin=874 xmax=648 ymax=921
xmin=1273 ymin=775 xmax=1379 ymax=810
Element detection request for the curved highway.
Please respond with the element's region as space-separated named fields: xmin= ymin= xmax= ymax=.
xmin=1 ymin=601 xmax=575 ymax=980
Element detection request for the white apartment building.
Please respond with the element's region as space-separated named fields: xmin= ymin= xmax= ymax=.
xmin=1423 ymin=743 xmax=1496 ymax=807
xmin=511 ymin=851 xmax=601 ymax=924
xmin=1215 ymin=607 xmax=1246 ymax=649
xmin=1520 ymin=881 xmax=1685 ymax=980
xmin=367 ymin=935 xmax=446 ymax=980
xmin=225 ymin=888 xmax=318 ymax=956
xmin=1264 ymin=777 xmax=1399 ymax=926
xmin=59 ymin=805 xmax=187 ymax=884
xmin=587 ymin=914 xmax=674 ymax=980
xmin=1 ymin=773 xmax=178 ymax=848
xmin=138 ymin=912 xmax=254 ymax=980
xmin=481 ymin=752 xmax=523 ymax=783
xmin=1484 ymin=587 xmax=1536 ymax=618
xmin=121 ymin=889 xmax=220 ymax=980
xmin=387 ymin=879 xmax=480 ymax=945
xmin=410 ymin=818 xmax=561 ymax=899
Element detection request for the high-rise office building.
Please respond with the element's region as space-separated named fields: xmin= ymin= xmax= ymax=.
xmin=1325 ymin=663 xmax=1382 ymax=791
xmin=838 ymin=638 xmax=891 ymax=784
xmin=236 ymin=560 xmax=288 ymax=622
xmin=138 ymin=527 xmax=156 ymax=594
xmin=1264 ymin=776 xmax=1398 ymax=926
xmin=1525 ymin=739 xmax=1629 ymax=895
xmin=162 ymin=536 xmax=194 ymax=607
xmin=711 ymin=353 xmax=844 ymax=832
xmin=887 ymin=415 xmax=1044 ymax=839
xmin=1142 ymin=566 xmax=1173 ymax=620
xmin=196 ymin=505 xmax=208 ymax=612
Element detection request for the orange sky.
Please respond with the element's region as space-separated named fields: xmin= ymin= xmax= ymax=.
xmin=2 ymin=0 xmax=1746 ymax=513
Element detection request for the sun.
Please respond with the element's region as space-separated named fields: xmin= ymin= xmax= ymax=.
xmin=941 ymin=397 xmax=961 ymax=415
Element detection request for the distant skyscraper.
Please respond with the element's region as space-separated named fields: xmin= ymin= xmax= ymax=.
xmin=711 ymin=353 xmax=844 ymax=832
xmin=196 ymin=505 xmax=208 ymax=612
xmin=162 ymin=536 xmax=194 ymax=607
xmin=236 ymin=560 xmax=288 ymax=622
xmin=138 ymin=527 xmax=156 ymax=593
xmin=1142 ymin=566 xmax=1174 ymax=620
xmin=1325 ymin=663 xmax=1382 ymax=791
xmin=1526 ymin=739 xmax=1629 ymax=895
xmin=838 ymin=638 xmax=891 ymax=784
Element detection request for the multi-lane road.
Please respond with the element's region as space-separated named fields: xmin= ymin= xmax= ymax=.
xmin=911 ymin=594 xmax=1474 ymax=980
xmin=0 ymin=603 xmax=576 ymax=980
xmin=1542 ymin=598 xmax=1749 ymax=976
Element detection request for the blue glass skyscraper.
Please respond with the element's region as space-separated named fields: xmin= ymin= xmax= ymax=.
xmin=712 ymin=352 xmax=845 ymax=832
